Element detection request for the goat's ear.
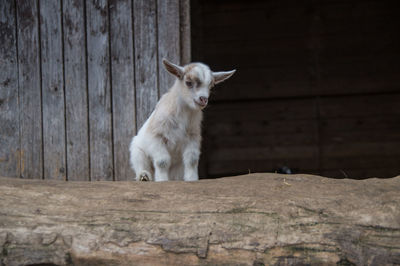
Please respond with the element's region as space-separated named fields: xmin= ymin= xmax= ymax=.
xmin=162 ymin=59 xmax=184 ymax=79
xmin=212 ymin=70 xmax=236 ymax=84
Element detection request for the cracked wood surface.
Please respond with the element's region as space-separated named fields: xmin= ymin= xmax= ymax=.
xmin=0 ymin=173 xmax=399 ymax=265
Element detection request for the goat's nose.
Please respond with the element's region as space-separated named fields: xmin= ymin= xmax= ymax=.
xmin=199 ymin=96 xmax=208 ymax=105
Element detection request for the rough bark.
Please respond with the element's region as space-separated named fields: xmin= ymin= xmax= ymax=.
xmin=0 ymin=173 xmax=399 ymax=266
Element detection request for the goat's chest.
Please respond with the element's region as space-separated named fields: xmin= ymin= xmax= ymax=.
xmin=164 ymin=121 xmax=190 ymax=148
xmin=163 ymin=115 xmax=198 ymax=151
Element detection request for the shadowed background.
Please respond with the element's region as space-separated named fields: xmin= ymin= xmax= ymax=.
xmin=192 ymin=0 xmax=400 ymax=179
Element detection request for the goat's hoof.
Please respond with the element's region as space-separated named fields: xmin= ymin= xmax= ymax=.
xmin=139 ymin=174 xmax=149 ymax=182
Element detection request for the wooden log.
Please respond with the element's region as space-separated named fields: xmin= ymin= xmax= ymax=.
xmin=109 ymin=0 xmax=136 ymax=181
xmin=134 ymin=0 xmax=158 ymax=130
xmin=63 ymin=0 xmax=90 ymax=181
xmin=0 ymin=1 xmax=20 ymax=178
xmin=16 ymin=0 xmax=43 ymax=179
xmin=86 ymin=0 xmax=113 ymax=181
xmin=0 ymin=173 xmax=399 ymax=265
xmin=39 ymin=0 xmax=66 ymax=180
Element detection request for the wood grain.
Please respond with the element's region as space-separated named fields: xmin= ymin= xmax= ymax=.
xmin=0 ymin=1 xmax=20 ymax=178
xmin=2 ymin=174 xmax=400 ymax=264
xmin=157 ymin=0 xmax=180 ymax=95
xmin=16 ymin=0 xmax=43 ymax=179
xmin=180 ymin=0 xmax=191 ymax=65
xmin=134 ymin=0 xmax=159 ymax=130
xmin=63 ymin=0 xmax=90 ymax=181
xmin=0 ymin=0 xmax=189 ymax=181
xmin=39 ymin=0 xmax=66 ymax=180
xmin=86 ymin=0 xmax=113 ymax=181
xmin=109 ymin=0 xmax=136 ymax=181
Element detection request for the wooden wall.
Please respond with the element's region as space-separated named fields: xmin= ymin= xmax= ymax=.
xmin=0 ymin=0 xmax=190 ymax=181
xmin=193 ymin=0 xmax=400 ymax=179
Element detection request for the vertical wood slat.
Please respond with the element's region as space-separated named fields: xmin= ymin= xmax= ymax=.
xmin=0 ymin=0 xmax=188 ymax=181
xmin=0 ymin=1 xmax=20 ymax=178
xmin=157 ymin=0 xmax=180 ymax=95
xmin=39 ymin=0 xmax=66 ymax=180
xmin=86 ymin=0 xmax=113 ymax=181
xmin=134 ymin=0 xmax=159 ymax=130
xmin=109 ymin=0 xmax=136 ymax=181
xmin=16 ymin=0 xmax=43 ymax=179
xmin=179 ymin=0 xmax=191 ymax=65
xmin=63 ymin=0 xmax=90 ymax=181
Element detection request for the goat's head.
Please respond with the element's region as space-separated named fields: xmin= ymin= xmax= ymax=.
xmin=162 ymin=59 xmax=236 ymax=110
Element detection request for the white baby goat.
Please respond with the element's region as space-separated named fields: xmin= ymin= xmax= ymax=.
xmin=129 ymin=59 xmax=235 ymax=182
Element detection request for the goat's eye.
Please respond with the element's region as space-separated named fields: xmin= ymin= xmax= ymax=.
xmin=185 ymin=81 xmax=193 ymax=88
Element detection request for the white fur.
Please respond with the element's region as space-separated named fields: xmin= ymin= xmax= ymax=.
xmin=130 ymin=59 xmax=235 ymax=181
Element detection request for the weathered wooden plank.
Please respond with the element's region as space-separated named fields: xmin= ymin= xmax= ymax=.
xmin=134 ymin=0 xmax=158 ymax=130
xmin=109 ymin=0 xmax=135 ymax=181
xmin=0 ymin=1 xmax=20 ymax=178
xmin=63 ymin=0 xmax=89 ymax=181
xmin=157 ymin=0 xmax=180 ymax=95
xmin=16 ymin=0 xmax=43 ymax=179
xmin=179 ymin=0 xmax=191 ymax=64
xmin=39 ymin=0 xmax=66 ymax=180
xmin=86 ymin=0 xmax=113 ymax=181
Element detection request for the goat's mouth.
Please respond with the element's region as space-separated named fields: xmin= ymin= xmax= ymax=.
xmin=194 ymin=100 xmax=207 ymax=108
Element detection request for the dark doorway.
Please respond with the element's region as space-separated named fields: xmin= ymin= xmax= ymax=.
xmin=192 ymin=0 xmax=400 ymax=179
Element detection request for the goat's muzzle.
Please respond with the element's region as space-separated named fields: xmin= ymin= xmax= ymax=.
xmin=195 ymin=96 xmax=208 ymax=108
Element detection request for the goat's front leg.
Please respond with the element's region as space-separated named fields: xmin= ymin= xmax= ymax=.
xmin=150 ymin=140 xmax=171 ymax=182
xmin=183 ymin=139 xmax=200 ymax=181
